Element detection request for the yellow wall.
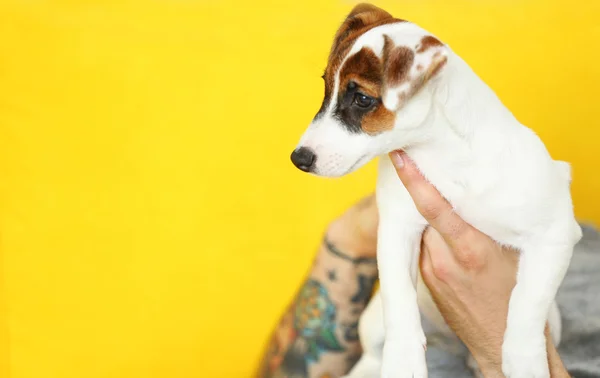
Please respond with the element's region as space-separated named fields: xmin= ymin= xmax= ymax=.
xmin=0 ymin=1 xmax=598 ymax=377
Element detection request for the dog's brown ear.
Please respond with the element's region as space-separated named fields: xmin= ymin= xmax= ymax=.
xmin=333 ymin=4 xmax=393 ymax=46
xmin=381 ymin=35 xmax=449 ymax=112
xmin=347 ymin=3 xmax=393 ymax=23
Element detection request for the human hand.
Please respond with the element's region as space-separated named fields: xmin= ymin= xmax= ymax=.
xmin=389 ymin=150 xmax=520 ymax=375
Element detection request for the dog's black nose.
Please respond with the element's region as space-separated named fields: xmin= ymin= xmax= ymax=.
xmin=291 ymin=147 xmax=316 ymax=172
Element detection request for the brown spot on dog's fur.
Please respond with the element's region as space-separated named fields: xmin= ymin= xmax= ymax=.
xmin=313 ymin=5 xmax=450 ymax=136
xmin=428 ymin=55 xmax=448 ymax=79
xmin=337 ymin=47 xmax=396 ymax=135
xmin=333 ymin=4 xmax=394 ymax=50
xmin=339 ymin=47 xmax=396 ymax=135
xmin=339 ymin=47 xmax=381 ymax=95
xmin=383 ymin=35 xmax=415 ymax=87
xmin=416 ymin=36 xmax=443 ymax=53
xmin=317 ymin=4 xmax=405 ymax=117
xmin=409 ymin=55 xmax=448 ymax=98
xmin=347 ymin=3 xmax=389 ymax=18
xmin=362 ymin=104 xmax=395 ymax=134
xmin=381 ymin=35 xmax=447 ymax=112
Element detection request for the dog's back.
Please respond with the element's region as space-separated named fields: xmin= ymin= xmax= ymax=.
xmin=397 ymin=48 xmax=581 ymax=248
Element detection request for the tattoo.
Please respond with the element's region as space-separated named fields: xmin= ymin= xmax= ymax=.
xmin=343 ymin=320 xmax=360 ymax=342
xmin=261 ymin=279 xmax=346 ymax=377
xmin=327 ymin=270 xmax=336 ymax=281
xmin=280 ymin=339 xmax=309 ymax=377
xmin=351 ymin=274 xmax=376 ymax=304
xmin=324 ymin=237 xmax=377 ymax=265
xmin=259 ymin=238 xmax=379 ymax=378
xmin=295 ymin=279 xmax=345 ymax=360
xmin=257 ymin=311 xmax=298 ymax=378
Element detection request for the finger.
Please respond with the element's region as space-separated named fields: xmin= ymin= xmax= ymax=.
xmin=389 ymin=150 xmax=475 ymax=249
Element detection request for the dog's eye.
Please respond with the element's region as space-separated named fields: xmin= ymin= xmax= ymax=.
xmin=354 ymin=93 xmax=374 ymax=108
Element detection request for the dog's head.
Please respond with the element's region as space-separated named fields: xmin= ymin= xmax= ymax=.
xmin=291 ymin=3 xmax=449 ymax=177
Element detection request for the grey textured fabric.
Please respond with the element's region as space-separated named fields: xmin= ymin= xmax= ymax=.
xmin=424 ymin=224 xmax=600 ymax=378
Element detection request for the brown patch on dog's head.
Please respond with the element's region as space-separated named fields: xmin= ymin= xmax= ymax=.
xmin=383 ymin=35 xmax=415 ymax=87
xmin=410 ymin=54 xmax=448 ymax=91
xmin=316 ymin=4 xmax=404 ymax=117
xmin=416 ymin=36 xmax=443 ymax=53
xmin=331 ymin=3 xmax=395 ymax=55
xmin=362 ymin=105 xmax=395 ymax=134
xmin=381 ymin=35 xmax=448 ymax=112
xmin=312 ymin=4 xmax=448 ymax=136
xmin=339 ymin=47 xmax=381 ymax=96
xmin=333 ymin=46 xmax=396 ymax=134
xmin=292 ymin=5 xmax=453 ymax=178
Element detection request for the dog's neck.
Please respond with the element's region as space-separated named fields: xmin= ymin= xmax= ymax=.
xmin=392 ymin=50 xmax=526 ymax=183
xmin=387 ymin=50 xmax=521 ymax=156
xmin=429 ymin=51 xmax=521 ymax=143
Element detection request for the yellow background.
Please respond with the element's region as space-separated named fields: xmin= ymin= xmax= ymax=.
xmin=0 ymin=1 xmax=598 ymax=377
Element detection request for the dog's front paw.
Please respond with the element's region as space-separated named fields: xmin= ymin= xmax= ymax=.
xmin=381 ymin=338 xmax=427 ymax=378
xmin=502 ymin=333 xmax=549 ymax=378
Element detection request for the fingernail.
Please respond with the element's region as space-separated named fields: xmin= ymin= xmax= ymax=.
xmin=390 ymin=151 xmax=404 ymax=168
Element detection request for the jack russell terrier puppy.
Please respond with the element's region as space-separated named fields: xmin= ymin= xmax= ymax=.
xmin=290 ymin=4 xmax=581 ymax=378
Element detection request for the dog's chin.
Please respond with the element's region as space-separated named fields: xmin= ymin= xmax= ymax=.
xmin=311 ymin=154 xmax=372 ymax=178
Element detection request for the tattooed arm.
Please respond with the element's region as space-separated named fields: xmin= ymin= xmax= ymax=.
xmin=257 ymin=196 xmax=380 ymax=378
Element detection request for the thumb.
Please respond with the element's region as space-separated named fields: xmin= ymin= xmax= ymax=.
xmin=388 ymin=150 xmax=474 ymax=250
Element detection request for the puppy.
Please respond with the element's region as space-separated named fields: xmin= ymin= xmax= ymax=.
xmin=290 ymin=4 xmax=581 ymax=378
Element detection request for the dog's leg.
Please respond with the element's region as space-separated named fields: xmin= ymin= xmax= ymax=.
xmin=375 ymin=156 xmax=429 ymax=378
xmin=502 ymin=227 xmax=578 ymax=378
xmin=378 ymin=209 xmax=428 ymax=378
xmin=378 ymin=215 xmax=427 ymax=378
xmin=345 ymin=275 xmax=459 ymax=378
xmin=470 ymin=302 xmax=562 ymax=378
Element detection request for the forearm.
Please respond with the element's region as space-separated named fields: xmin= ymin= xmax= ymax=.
xmin=257 ymin=220 xmax=378 ymax=378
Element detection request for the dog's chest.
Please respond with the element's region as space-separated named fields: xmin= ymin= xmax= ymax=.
xmin=377 ymin=154 xmax=527 ymax=244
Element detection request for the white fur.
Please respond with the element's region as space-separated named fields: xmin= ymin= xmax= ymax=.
xmin=295 ymin=20 xmax=580 ymax=378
